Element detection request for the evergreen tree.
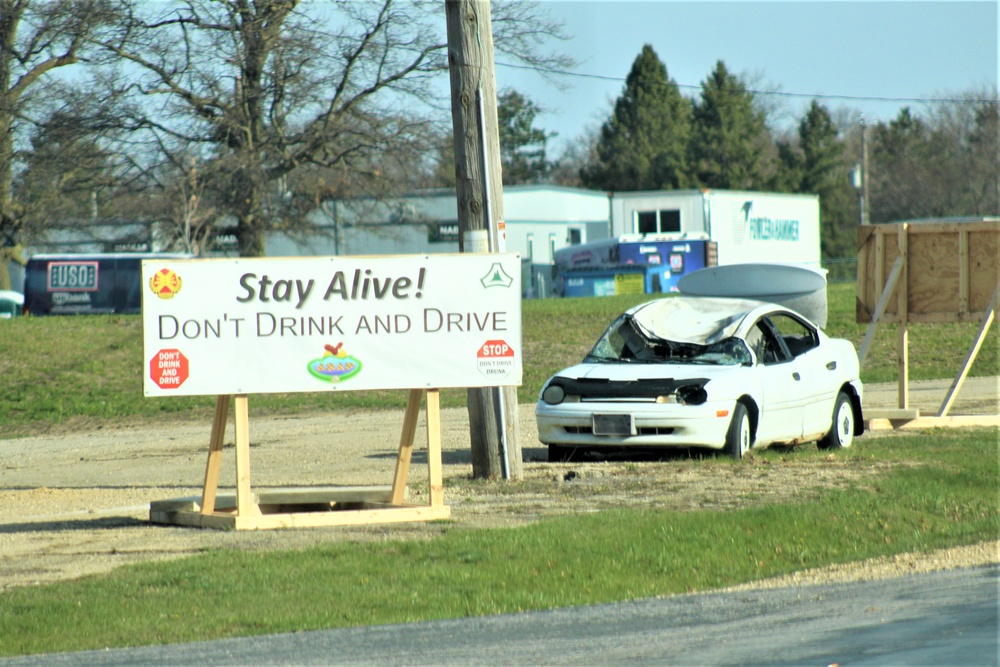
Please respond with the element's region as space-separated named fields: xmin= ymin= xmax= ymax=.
xmin=797 ymin=101 xmax=856 ymax=261
xmin=497 ymin=89 xmax=554 ymax=185
xmin=869 ymin=107 xmax=935 ymax=222
xmin=580 ymin=44 xmax=692 ymax=191
xmin=798 ymin=102 xmax=843 ymax=193
xmin=690 ymin=61 xmax=772 ymax=189
xmin=773 ymin=138 xmax=804 ymax=193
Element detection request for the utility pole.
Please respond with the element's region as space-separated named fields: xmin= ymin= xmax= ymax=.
xmin=445 ymin=0 xmax=523 ymax=480
xmin=861 ymin=117 xmax=870 ymax=225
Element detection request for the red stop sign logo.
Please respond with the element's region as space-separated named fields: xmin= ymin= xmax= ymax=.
xmin=150 ymin=349 xmax=189 ymax=389
xmin=478 ymin=340 xmax=514 ymax=358
xmin=477 ymin=340 xmax=515 ymax=380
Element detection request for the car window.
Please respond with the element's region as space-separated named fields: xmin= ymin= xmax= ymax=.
xmin=689 ymin=337 xmax=753 ymax=366
xmin=585 ymin=315 xmax=751 ymax=365
xmin=747 ymin=321 xmax=790 ymax=365
xmin=767 ymin=313 xmax=819 ymax=358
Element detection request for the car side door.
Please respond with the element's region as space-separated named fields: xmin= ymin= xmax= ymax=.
xmin=744 ymin=319 xmax=804 ymax=444
xmin=767 ymin=313 xmax=840 ymax=439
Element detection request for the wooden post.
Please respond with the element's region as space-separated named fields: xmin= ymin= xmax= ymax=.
xmin=938 ymin=283 xmax=1000 ymax=417
xmin=445 ymin=0 xmax=522 ymax=480
xmin=233 ymin=395 xmax=260 ymax=517
xmin=958 ymin=229 xmax=970 ymax=315
xmin=897 ymin=224 xmax=909 ymax=409
xmin=200 ymin=394 xmax=231 ymax=514
xmin=426 ymin=389 xmax=445 ymax=507
xmin=857 ymin=256 xmax=902 ymax=368
xmin=874 ymin=230 xmax=885 ymax=298
xmin=391 ymin=389 xmax=423 ymax=505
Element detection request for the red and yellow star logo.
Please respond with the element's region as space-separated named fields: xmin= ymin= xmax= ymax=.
xmin=149 ymin=268 xmax=182 ymax=300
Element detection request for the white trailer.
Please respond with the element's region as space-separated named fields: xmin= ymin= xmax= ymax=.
xmin=609 ymin=189 xmax=821 ymax=267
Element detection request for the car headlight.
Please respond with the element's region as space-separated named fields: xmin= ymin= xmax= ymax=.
xmin=676 ymin=384 xmax=708 ymax=405
xmin=541 ymin=384 xmax=566 ymax=405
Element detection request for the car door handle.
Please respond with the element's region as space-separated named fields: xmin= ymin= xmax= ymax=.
xmin=826 ymin=361 xmax=837 ymax=370
xmin=792 ymin=372 xmax=801 ymax=381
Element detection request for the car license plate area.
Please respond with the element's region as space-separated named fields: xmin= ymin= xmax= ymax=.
xmin=592 ymin=414 xmax=634 ymax=436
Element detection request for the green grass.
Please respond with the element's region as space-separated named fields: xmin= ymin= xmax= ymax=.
xmin=0 ymin=428 xmax=996 ymax=657
xmin=1 ymin=283 xmax=997 ymax=437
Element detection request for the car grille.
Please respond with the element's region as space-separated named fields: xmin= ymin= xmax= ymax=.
xmin=549 ymin=377 xmax=710 ymax=400
xmin=563 ymin=425 xmax=675 ymax=436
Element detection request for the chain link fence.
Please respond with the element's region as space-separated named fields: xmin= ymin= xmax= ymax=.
xmin=822 ymin=257 xmax=857 ymax=284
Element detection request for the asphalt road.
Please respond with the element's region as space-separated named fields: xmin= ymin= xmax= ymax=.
xmin=6 ymin=565 xmax=996 ymax=666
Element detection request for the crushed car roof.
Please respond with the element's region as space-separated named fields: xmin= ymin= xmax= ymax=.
xmin=629 ymin=296 xmax=771 ymax=345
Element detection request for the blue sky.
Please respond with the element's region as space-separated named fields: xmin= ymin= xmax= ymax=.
xmin=494 ymin=1 xmax=998 ymax=151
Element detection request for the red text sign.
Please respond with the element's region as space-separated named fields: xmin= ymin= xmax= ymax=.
xmin=150 ymin=349 xmax=189 ymax=389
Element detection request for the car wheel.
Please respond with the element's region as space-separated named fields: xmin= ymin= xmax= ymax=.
xmin=819 ymin=391 xmax=854 ymax=450
xmin=547 ymin=444 xmax=580 ymax=463
xmin=724 ymin=403 xmax=752 ymax=459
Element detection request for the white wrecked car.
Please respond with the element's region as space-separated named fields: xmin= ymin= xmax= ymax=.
xmin=535 ymin=296 xmax=863 ymax=461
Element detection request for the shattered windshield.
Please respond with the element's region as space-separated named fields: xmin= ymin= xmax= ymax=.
xmin=584 ymin=314 xmax=752 ymax=365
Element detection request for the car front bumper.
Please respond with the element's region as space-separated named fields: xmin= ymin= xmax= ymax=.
xmin=535 ymin=399 xmax=738 ymax=450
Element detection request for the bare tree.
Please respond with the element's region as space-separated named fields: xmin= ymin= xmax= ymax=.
xmin=868 ymin=90 xmax=999 ymax=223
xmin=922 ymin=88 xmax=999 ymax=216
xmin=548 ymin=125 xmax=599 ymax=187
xmin=93 ymin=0 xmax=570 ymax=257
xmin=0 ymin=0 xmax=123 ymax=244
xmin=16 ymin=99 xmax=125 ymax=224
xmin=158 ymin=158 xmax=216 ymax=255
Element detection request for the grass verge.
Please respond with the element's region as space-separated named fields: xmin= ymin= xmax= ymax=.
xmin=0 ymin=428 xmax=996 ymax=657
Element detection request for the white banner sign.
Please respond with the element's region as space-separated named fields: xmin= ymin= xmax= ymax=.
xmin=142 ymin=254 xmax=522 ymax=396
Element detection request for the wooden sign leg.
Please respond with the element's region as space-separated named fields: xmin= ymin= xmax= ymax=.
xmin=897 ymin=224 xmax=909 ymax=410
xmin=233 ymin=394 xmax=260 ymax=517
xmin=425 ymin=389 xmax=444 ymax=508
xmin=938 ymin=282 xmax=1000 ymax=417
xmin=391 ymin=389 xmax=423 ymax=505
xmin=201 ymin=394 xmax=231 ymax=514
xmin=858 ymin=256 xmax=902 ymax=368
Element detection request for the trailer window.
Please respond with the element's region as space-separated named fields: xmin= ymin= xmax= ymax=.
xmin=637 ymin=211 xmax=657 ymax=234
xmin=659 ymin=210 xmax=681 ymax=232
xmin=635 ymin=209 xmax=681 ymax=234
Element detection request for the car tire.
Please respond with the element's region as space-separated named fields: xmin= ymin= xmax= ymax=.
xmin=819 ymin=391 xmax=854 ymax=450
xmin=724 ymin=403 xmax=752 ymax=459
xmin=547 ymin=444 xmax=579 ymax=463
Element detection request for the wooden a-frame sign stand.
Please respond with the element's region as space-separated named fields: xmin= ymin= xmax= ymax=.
xmin=149 ymin=389 xmax=451 ymax=530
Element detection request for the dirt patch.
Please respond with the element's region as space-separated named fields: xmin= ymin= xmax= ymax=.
xmin=1 ymin=378 xmax=996 ymax=591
